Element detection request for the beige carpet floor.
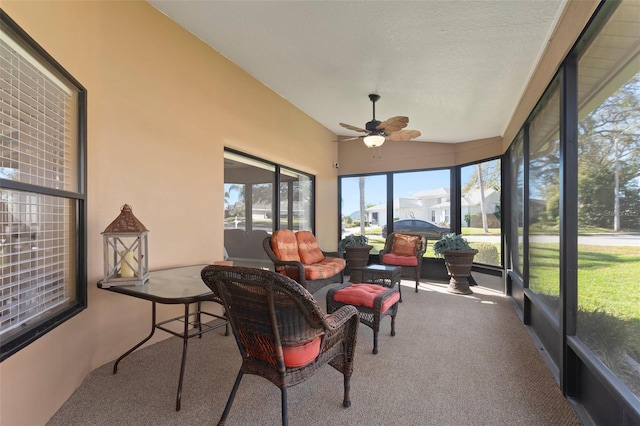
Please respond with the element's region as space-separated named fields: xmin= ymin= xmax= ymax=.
xmin=47 ymin=280 xmax=581 ymax=426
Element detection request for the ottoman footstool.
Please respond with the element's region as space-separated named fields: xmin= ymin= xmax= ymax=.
xmin=326 ymin=282 xmax=400 ymax=354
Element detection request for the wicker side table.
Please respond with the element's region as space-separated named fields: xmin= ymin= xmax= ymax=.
xmin=362 ymin=264 xmax=403 ymax=302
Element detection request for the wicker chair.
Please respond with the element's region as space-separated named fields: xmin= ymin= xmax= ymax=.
xmin=263 ymin=230 xmax=345 ymax=294
xmin=379 ymin=232 xmax=427 ymax=293
xmin=200 ymin=265 xmax=359 ymax=426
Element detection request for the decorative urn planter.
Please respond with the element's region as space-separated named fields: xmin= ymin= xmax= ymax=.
xmin=339 ymin=234 xmax=372 ymax=283
xmin=443 ymin=249 xmax=478 ymax=295
xmin=344 ymin=245 xmax=373 ymax=283
xmin=433 ymin=233 xmax=478 ymax=295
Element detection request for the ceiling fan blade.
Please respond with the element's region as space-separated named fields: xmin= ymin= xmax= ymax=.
xmin=387 ymin=129 xmax=421 ymax=142
xmin=377 ymin=116 xmax=409 ymax=133
xmin=339 ymin=122 xmax=367 ymax=133
xmin=334 ymin=135 xmax=362 ymax=142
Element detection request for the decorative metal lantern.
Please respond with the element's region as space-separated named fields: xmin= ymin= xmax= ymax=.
xmin=101 ymin=204 xmax=149 ymax=288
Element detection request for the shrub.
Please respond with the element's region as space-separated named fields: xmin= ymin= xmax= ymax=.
xmin=471 ymin=242 xmax=500 ymax=264
xmin=469 ymin=213 xmax=501 ymax=228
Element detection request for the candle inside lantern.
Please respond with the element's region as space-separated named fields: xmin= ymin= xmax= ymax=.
xmin=120 ymin=250 xmax=135 ymax=278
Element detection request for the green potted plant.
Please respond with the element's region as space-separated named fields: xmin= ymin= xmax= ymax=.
xmin=433 ymin=233 xmax=478 ymax=295
xmin=339 ymin=234 xmax=372 ymax=282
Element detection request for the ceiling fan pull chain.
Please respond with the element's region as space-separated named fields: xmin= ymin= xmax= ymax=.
xmin=371 ymin=146 xmax=382 ymax=159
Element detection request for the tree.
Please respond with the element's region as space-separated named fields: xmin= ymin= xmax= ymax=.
xmin=462 ymin=160 xmax=501 ymax=232
xmin=578 ymin=74 xmax=640 ymax=230
xmin=224 ymin=184 xmax=244 ymax=215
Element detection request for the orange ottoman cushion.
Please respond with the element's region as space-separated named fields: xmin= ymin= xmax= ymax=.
xmin=333 ymin=284 xmax=400 ymax=313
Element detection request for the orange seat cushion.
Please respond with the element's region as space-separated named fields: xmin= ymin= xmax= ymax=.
xmin=382 ymin=253 xmax=418 ymax=266
xmin=271 ymin=230 xmax=300 ymax=262
xmin=391 ymin=234 xmax=420 ymax=256
xmin=303 ymin=258 xmax=346 ymax=280
xmin=333 ymin=284 xmax=400 ymax=313
xmin=296 ymin=231 xmax=325 ymax=265
xmin=282 ymin=336 xmax=321 ymax=368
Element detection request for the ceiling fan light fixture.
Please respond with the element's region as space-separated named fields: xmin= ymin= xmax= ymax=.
xmin=363 ymin=134 xmax=385 ymax=148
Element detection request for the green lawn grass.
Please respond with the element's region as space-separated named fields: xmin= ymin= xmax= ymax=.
xmin=529 ymin=243 xmax=640 ymax=321
xmin=530 ymin=242 xmax=640 ymax=393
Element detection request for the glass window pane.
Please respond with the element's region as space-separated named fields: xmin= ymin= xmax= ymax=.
xmin=392 ymin=170 xmax=451 ymax=256
xmin=529 ymin=87 xmax=561 ymax=316
xmin=279 ymin=168 xmax=312 ymax=231
xmin=340 ymin=174 xmax=386 ymax=254
xmin=223 ymin=152 xmax=275 ymax=261
xmin=1 ymin=190 xmax=77 ymax=339
xmin=510 ymin=136 xmax=525 ymax=275
xmin=461 ymin=159 xmax=502 ymax=266
xmin=576 ymin=0 xmax=640 ymax=400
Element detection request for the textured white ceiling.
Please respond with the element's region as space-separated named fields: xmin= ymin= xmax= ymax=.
xmin=148 ymin=0 xmax=567 ymax=143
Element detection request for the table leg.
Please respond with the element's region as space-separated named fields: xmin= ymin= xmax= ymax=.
xmin=113 ymin=302 xmax=157 ymax=374
xmin=175 ymin=303 xmax=191 ymax=411
xmin=195 ymin=300 xmax=203 ymax=338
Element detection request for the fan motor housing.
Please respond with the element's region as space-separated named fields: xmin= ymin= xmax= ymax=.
xmin=365 ymin=120 xmax=382 ymax=132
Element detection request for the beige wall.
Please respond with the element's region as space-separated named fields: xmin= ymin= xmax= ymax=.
xmin=0 ymin=2 xmax=338 ymax=425
xmin=0 ymin=0 xmax=599 ymax=424
xmin=337 ymin=136 xmax=503 ymax=175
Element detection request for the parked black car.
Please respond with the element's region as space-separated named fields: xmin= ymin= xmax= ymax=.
xmin=382 ymin=219 xmax=449 ymax=240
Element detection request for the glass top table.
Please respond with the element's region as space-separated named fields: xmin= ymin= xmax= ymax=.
xmin=98 ymin=264 xmax=228 ymax=411
xmin=99 ymin=264 xmax=215 ymax=303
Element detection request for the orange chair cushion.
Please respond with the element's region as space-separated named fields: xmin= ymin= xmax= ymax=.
xmin=382 ymin=253 xmax=418 ymax=266
xmin=282 ymin=336 xmax=321 ymax=368
xmin=391 ymin=234 xmax=420 ymax=256
xmin=303 ymin=258 xmax=346 ymax=280
xmin=271 ymin=230 xmax=300 ymax=262
xmin=296 ymin=231 xmax=325 ymax=265
xmin=333 ymin=284 xmax=400 ymax=313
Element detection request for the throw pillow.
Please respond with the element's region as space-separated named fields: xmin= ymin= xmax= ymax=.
xmin=391 ymin=233 xmax=420 ymax=257
xmin=296 ymin=231 xmax=324 ymax=265
xmin=271 ymin=229 xmax=300 ymax=262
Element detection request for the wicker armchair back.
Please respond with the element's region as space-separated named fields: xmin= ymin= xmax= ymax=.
xmin=200 ymin=265 xmax=359 ymax=426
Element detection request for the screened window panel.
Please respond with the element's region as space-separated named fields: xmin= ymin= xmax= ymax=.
xmin=510 ymin=135 xmax=524 ymax=275
xmin=528 ymin=86 xmax=561 ymax=316
xmin=576 ymin=0 xmax=640 ymax=401
xmin=392 ymin=169 xmax=450 ymax=256
xmin=461 ymin=159 xmax=502 ymax=266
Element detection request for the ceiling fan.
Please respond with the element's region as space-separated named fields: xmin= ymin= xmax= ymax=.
xmin=339 ymin=94 xmax=421 ymax=148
